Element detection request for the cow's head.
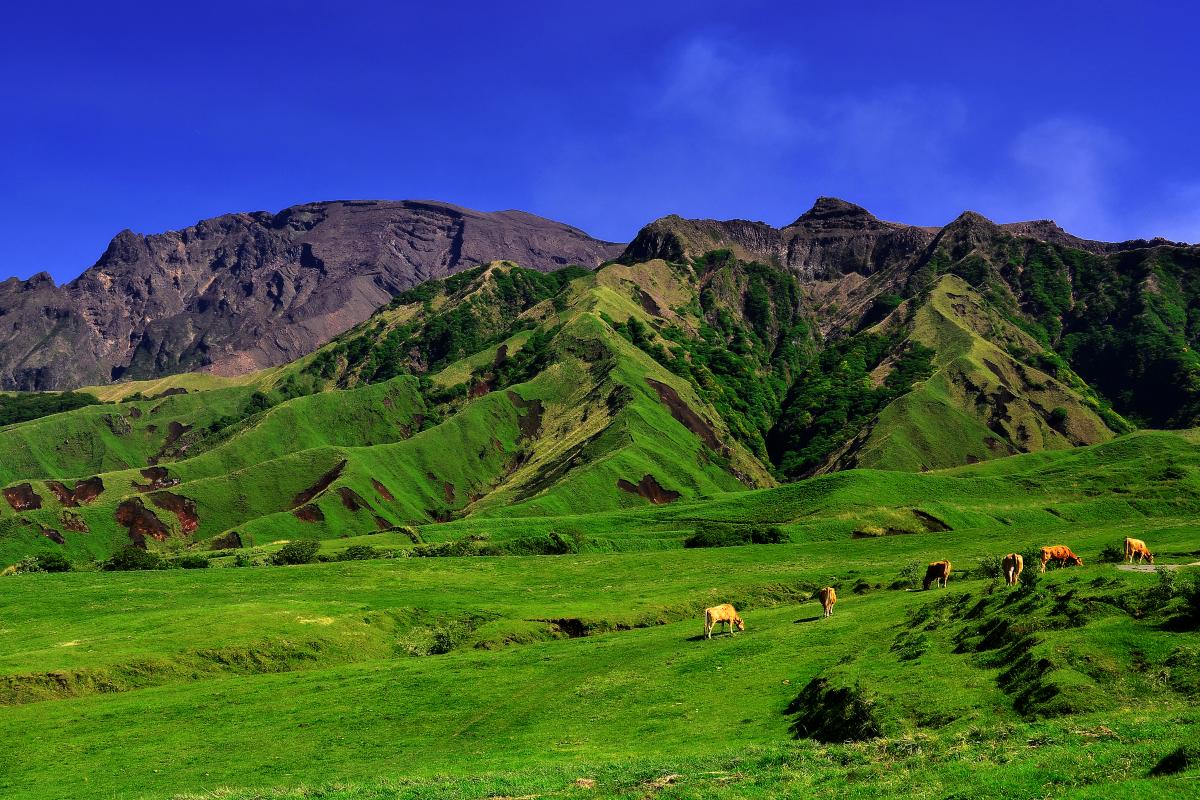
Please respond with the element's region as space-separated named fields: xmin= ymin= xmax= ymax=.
xmin=1069 ymin=554 xmax=1084 ymax=566
xmin=734 ymin=617 xmax=746 ymax=632
xmin=1146 ymin=552 xmax=1155 ymax=564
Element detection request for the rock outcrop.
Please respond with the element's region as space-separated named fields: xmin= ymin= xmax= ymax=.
xmin=0 ymin=200 xmax=622 ymax=389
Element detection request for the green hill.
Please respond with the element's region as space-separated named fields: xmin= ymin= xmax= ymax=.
xmin=1 ymin=255 xmax=1199 ymax=798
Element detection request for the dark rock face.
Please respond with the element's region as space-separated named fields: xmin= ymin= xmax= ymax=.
xmin=622 ymin=197 xmax=935 ymax=280
xmin=0 ymin=200 xmax=623 ymax=390
xmin=621 ymin=196 xmax=1192 ymax=282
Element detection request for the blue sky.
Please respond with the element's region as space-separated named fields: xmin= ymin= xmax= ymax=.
xmin=2 ymin=1 xmax=1198 ymax=283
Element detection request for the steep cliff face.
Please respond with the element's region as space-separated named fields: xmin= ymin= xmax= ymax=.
xmin=0 ymin=200 xmax=623 ymax=389
xmin=622 ymin=197 xmax=936 ymax=280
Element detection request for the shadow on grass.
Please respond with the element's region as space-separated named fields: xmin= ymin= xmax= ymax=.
xmin=793 ymin=616 xmax=821 ymax=624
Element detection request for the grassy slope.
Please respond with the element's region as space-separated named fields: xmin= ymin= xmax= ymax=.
xmin=0 ymin=516 xmax=1196 ymax=798
xmin=822 ymin=275 xmax=1119 ymax=472
xmin=0 ymin=264 xmax=772 ymax=563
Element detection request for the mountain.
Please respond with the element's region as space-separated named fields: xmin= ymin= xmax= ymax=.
xmin=625 ymin=199 xmax=1200 ymax=430
xmin=0 ymin=200 xmax=623 ymax=390
xmin=3 ymin=198 xmax=1200 ymax=564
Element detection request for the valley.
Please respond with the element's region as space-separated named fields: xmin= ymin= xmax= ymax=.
xmin=0 ymin=201 xmax=1198 ymax=798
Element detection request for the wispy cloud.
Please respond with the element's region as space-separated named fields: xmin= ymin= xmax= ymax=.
xmin=650 ymin=37 xmax=809 ymax=145
xmin=532 ymin=35 xmax=1199 ymax=244
xmin=1005 ymin=117 xmax=1126 ymax=236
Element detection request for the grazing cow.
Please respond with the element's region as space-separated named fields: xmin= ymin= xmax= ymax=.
xmin=923 ymin=560 xmax=952 ymax=590
xmin=818 ymin=586 xmax=837 ymax=618
xmin=1002 ymin=553 xmax=1024 ymax=586
xmin=703 ymin=603 xmax=745 ymax=639
xmin=1039 ymin=545 xmax=1083 ymax=572
xmin=1124 ymin=537 xmax=1154 ymax=564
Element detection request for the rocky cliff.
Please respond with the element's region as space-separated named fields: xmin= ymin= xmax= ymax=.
xmin=0 ymin=200 xmax=622 ymax=389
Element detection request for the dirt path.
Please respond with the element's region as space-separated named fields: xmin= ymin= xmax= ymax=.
xmin=1116 ymin=561 xmax=1200 ymax=572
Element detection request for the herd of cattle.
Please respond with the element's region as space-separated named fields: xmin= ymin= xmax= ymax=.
xmin=703 ymin=537 xmax=1155 ymax=638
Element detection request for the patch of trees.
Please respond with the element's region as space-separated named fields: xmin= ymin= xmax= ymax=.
xmin=0 ymin=391 xmax=102 ymax=427
xmin=768 ymin=334 xmax=936 ymax=479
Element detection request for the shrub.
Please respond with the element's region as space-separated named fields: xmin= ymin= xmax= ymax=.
xmin=337 ymin=544 xmax=381 ymax=561
xmin=176 ymin=554 xmax=210 ymax=569
xmin=1018 ymin=550 xmax=1042 ymax=592
xmin=1153 ymin=567 xmax=1179 ymax=604
xmin=1098 ymin=542 xmax=1124 ymax=563
xmin=977 ymin=554 xmax=1003 ymax=580
xmin=684 ymin=523 xmax=790 ymax=548
xmin=1049 ymin=407 xmax=1069 ymax=430
xmin=270 ymin=540 xmax=321 ymax=566
xmin=104 ymin=546 xmax=165 ymax=571
xmin=893 ymin=562 xmax=924 ymax=590
xmin=233 ymin=552 xmax=253 ymax=567
xmin=32 ymin=552 xmax=72 ymax=572
xmin=749 ymin=525 xmax=788 ymax=544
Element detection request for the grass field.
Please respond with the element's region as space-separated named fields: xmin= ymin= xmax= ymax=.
xmin=1 ymin=480 xmax=1198 ymax=798
xmin=2 ymin=259 xmax=1200 ymax=798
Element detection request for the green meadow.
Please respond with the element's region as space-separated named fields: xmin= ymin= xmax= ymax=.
xmin=1 ymin=259 xmax=1199 ymax=798
xmin=2 ymin=448 xmax=1199 ymax=798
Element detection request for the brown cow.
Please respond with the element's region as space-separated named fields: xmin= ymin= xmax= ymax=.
xmin=923 ymin=560 xmax=952 ymax=590
xmin=703 ymin=603 xmax=745 ymax=639
xmin=1124 ymin=537 xmax=1154 ymax=564
xmin=1039 ymin=545 xmax=1083 ymax=572
xmin=818 ymin=586 xmax=837 ymax=618
xmin=1002 ymin=553 xmax=1024 ymax=586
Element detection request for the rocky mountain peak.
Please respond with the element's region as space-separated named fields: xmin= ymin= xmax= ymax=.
xmin=787 ymin=196 xmax=878 ymax=228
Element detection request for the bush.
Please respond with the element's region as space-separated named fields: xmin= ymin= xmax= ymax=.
xmin=1018 ymin=549 xmax=1042 ymax=592
xmin=32 ymin=552 xmax=72 ymax=572
xmin=176 ymin=554 xmax=210 ymax=569
xmin=270 ymin=540 xmax=321 ymax=566
xmin=233 ymin=552 xmax=253 ymax=567
xmin=337 ymin=544 xmax=381 ymax=561
xmin=684 ymin=523 xmax=790 ymax=548
xmin=1098 ymin=542 xmax=1124 ymax=563
xmin=1153 ymin=567 xmax=1179 ymax=604
xmin=893 ymin=562 xmax=924 ymax=590
xmin=104 ymin=546 xmax=165 ymax=571
xmin=977 ymin=554 xmax=1003 ymax=580
xmin=1049 ymin=407 xmax=1069 ymax=430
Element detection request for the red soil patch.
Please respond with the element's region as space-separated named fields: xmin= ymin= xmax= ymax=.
xmin=469 ymin=380 xmax=491 ymax=398
xmin=127 ymin=406 xmax=143 ymax=419
xmin=291 ymin=460 xmax=347 ymax=508
xmin=616 ymin=474 xmax=681 ymax=504
xmin=46 ymin=476 xmax=104 ymax=507
xmin=134 ymin=466 xmax=180 ymax=492
xmin=373 ymin=515 xmax=392 ymax=531
xmin=337 ymin=487 xmax=371 ymax=512
xmin=493 ymin=343 xmax=509 ymax=368
xmin=38 ymin=525 xmax=65 ymax=544
xmin=645 ymin=378 xmax=721 ymax=450
xmin=115 ymin=498 xmax=170 ymax=547
xmin=3 ymin=483 xmax=42 ymax=511
xmin=371 ymin=479 xmax=395 ymax=501
xmin=293 ymin=504 xmax=325 ymax=523
xmin=60 ymin=511 xmax=89 ymax=533
xmin=150 ymin=387 xmax=189 ymax=400
xmin=149 ymin=491 xmax=200 ymax=535
xmin=443 ymin=481 xmax=456 ymax=504
xmin=507 ymin=391 xmax=544 ymax=439
xmin=209 ymin=530 xmax=243 ymax=549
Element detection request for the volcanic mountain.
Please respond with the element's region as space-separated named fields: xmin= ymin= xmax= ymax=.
xmin=0 ymin=200 xmax=623 ymax=390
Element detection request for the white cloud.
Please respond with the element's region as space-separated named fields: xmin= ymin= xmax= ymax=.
xmin=651 ymin=37 xmax=809 ymax=146
xmin=1006 ymin=117 xmax=1126 ymax=236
